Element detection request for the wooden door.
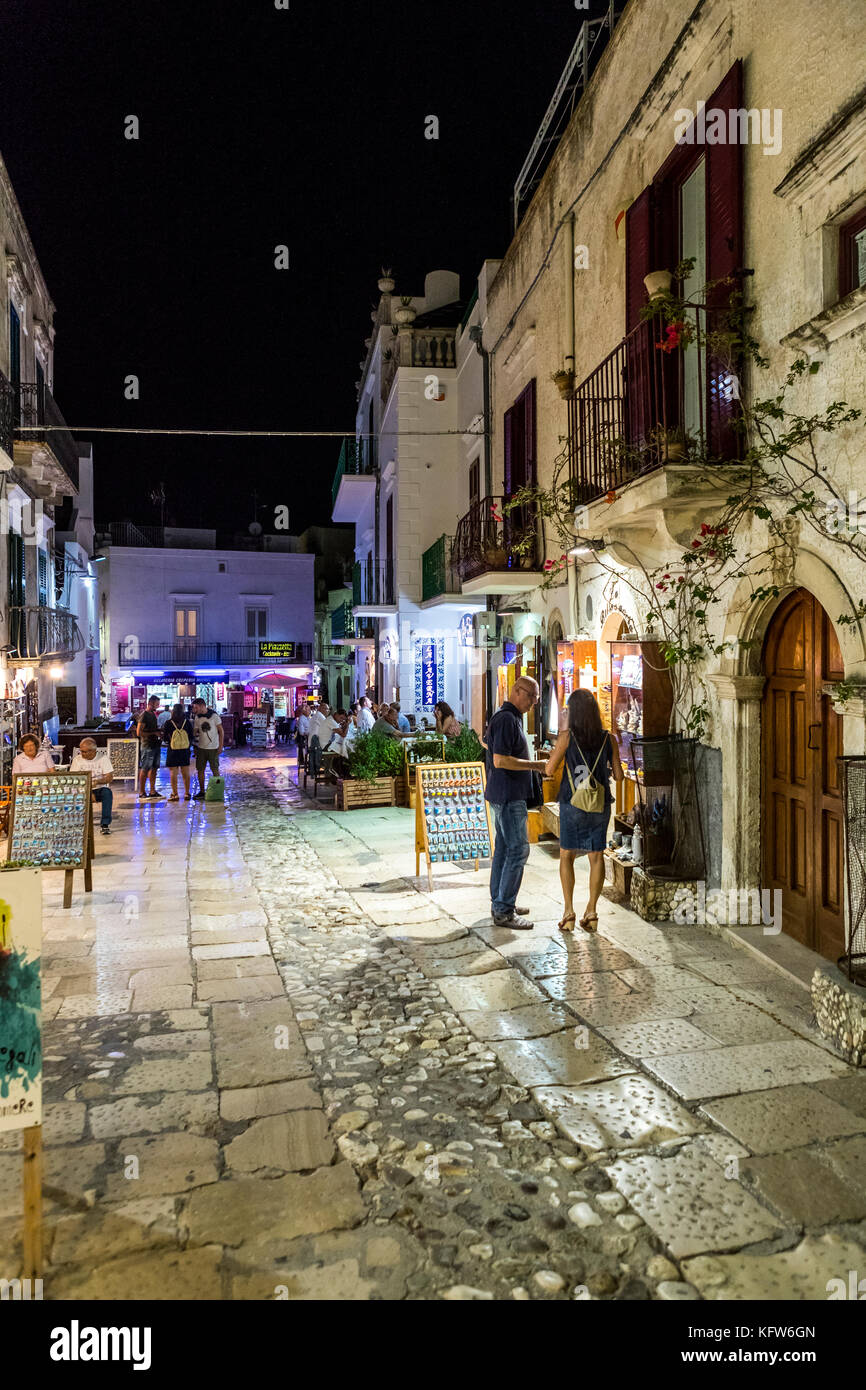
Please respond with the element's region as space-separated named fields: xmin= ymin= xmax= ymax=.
xmin=762 ymin=589 xmax=845 ymax=960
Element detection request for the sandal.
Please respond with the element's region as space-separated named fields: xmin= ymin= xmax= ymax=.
xmin=579 ymin=913 xmax=599 ymax=933
xmin=558 ymin=913 xmax=576 ymax=932
xmin=168 ymin=793 xmax=180 ymax=802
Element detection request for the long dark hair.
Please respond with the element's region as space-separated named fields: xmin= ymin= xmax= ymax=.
xmin=170 ymin=703 xmax=186 ymax=725
xmin=566 ymin=689 xmax=605 ymax=746
xmin=436 ymin=701 xmax=455 ymax=722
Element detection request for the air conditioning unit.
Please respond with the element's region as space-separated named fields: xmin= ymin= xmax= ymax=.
xmin=472 ymin=611 xmax=499 ymax=649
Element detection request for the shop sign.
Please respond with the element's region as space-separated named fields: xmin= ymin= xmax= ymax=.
xmin=0 ymin=869 xmax=42 ymax=1133
xmin=414 ymin=636 xmax=444 ymax=713
xmin=258 ymin=641 xmax=297 ymax=662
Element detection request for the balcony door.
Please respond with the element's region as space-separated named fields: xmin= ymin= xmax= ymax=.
xmin=679 ymin=158 xmax=707 ymax=443
xmin=175 ymin=605 xmax=199 ymax=662
xmin=503 ymin=381 xmax=536 ymax=565
xmin=9 ymin=304 xmax=21 ymax=389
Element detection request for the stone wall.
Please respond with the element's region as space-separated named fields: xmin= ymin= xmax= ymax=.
xmin=812 ymin=962 xmax=866 ymax=1067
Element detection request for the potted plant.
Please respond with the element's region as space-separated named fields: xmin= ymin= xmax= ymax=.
xmin=644 ymin=269 xmax=673 ymax=299
xmin=648 ymin=425 xmax=691 ymax=462
xmin=394 ymin=296 xmax=416 ymax=326
xmin=340 ymin=733 xmax=402 ymax=809
xmin=378 ymin=267 xmax=395 ymax=294
xmin=551 ymin=368 xmax=575 ymax=399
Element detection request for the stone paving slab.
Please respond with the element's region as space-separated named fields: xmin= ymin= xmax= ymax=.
xmin=211 ymin=999 xmax=313 ymax=1088
xmin=436 ymin=971 xmax=547 ymax=1013
xmin=682 ymin=1232 xmax=866 ymax=1300
xmin=492 ymin=1030 xmax=631 ymax=1088
xmin=700 ymin=1084 xmax=866 ymax=1153
xmin=606 ymin=1142 xmax=787 ymax=1258
xmin=645 ymin=1038 xmax=849 ymax=1102
xmin=738 ymin=1147 xmax=866 ymax=1226
xmin=460 ymin=1002 xmax=575 ymax=1041
xmin=533 ymin=1074 xmax=706 ymax=1154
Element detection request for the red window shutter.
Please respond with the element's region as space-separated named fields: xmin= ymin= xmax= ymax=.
xmin=625 ymin=187 xmax=653 ymax=332
xmin=705 ymin=60 xmax=744 ymax=457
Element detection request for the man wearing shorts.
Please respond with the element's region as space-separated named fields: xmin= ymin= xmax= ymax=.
xmin=137 ymin=695 xmax=164 ymax=799
xmin=191 ymin=697 xmax=224 ymax=799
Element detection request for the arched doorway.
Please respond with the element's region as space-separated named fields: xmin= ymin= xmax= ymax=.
xmin=762 ymin=588 xmax=844 ymax=960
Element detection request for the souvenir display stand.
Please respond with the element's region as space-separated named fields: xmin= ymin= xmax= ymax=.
xmin=415 ymin=762 xmax=493 ymax=891
xmin=6 ymin=770 xmax=94 ymax=909
xmin=609 ymin=638 xmax=673 ymax=831
xmin=402 ymin=735 xmax=446 ymax=809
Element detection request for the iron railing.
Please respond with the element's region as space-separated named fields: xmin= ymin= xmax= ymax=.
xmin=567 ymin=306 xmax=743 ymax=505
xmin=0 ymin=372 xmax=13 ymax=460
xmin=116 ymin=641 xmax=312 ymax=668
xmin=7 ymin=605 xmax=84 ymax=663
xmin=353 ymin=559 xmax=395 ymax=607
xmin=15 ymin=381 xmax=79 ymax=491
xmin=331 ymin=601 xmax=375 ymax=642
xmin=453 ymin=495 xmax=541 ymax=583
xmin=105 ymin=522 xmax=165 ymax=547
xmin=331 ymin=436 xmax=378 ymax=510
xmin=422 ymin=534 xmax=460 ymax=601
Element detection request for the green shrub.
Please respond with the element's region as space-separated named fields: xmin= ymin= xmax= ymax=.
xmin=346 ymin=732 xmax=403 ymax=782
xmin=444 ymin=725 xmax=485 ymax=764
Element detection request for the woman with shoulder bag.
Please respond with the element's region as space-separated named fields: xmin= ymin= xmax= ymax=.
xmin=163 ymin=702 xmax=195 ymax=802
xmin=544 ymin=688 xmax=624 ymax=932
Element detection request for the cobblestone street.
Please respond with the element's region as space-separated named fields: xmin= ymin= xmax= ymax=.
xmin=4 ymin=750 xmax=866 ymax=1301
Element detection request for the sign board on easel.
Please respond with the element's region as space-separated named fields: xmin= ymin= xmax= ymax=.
xmin=7 ymin=771 xmax=94 ymax=909
xmin=0 ymin=867 xmax=44 ymax=1278
xmin=415 ymin=761 xmax=494 ymax=890
xmin=107 ymin=736 xmax=139 ymax=783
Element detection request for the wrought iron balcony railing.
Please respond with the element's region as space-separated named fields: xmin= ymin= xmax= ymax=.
xmin=0 ymin=373 xmax=13 ymax=460
xmin=453 ymin=496 xmax=541 ymax=583
xmin=353 ymin=559 xmax=395 ymax=607
xmin=331 ymin=601 xmax=375 ymax=642
xmin=7 ymin=605 xmax=84 ymax=663
xmin=422 ymin=534 xmax=461 ymax=602
xmin=331 ymin=436 xmax=378 ymax=510
xmin=15 ymin=381 xmax=79 ymax=491
xmin=567 ymin=305 xmax=743 ymax=505
xmin=116 ymin=641 xmax=313 ymax=668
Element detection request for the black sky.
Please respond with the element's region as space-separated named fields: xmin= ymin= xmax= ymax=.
xmin=0 ymin=0 xmax=607 ymax=534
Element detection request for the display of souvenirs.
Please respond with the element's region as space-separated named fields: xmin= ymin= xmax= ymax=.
xmin=8 ymin=773 xmax=88 ymax=867
xmin=419 ymin=765 xmax=491 ymax=864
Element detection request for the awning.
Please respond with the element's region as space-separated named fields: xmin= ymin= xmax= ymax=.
xmin=245 ymin=671 xmax=308 ymax=690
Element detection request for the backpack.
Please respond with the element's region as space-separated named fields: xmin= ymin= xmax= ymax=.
xmin=565 ymin=735 xmax=607 ymax=813
xmin=169 ymin=721 xmax=190 ymax=751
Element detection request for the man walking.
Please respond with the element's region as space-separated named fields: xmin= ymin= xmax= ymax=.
xmin=71 ymin=737 xmax=115 ymax=835
xmin=137 ymin=695 xmax=163 ymax=799
xmin=191 ymin=697 xmax=223 ymax=799
xmin=485 ymin=677 xmax=546 ymax=929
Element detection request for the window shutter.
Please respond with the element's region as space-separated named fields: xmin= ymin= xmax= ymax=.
xmin=705 ymin=60 xmax=744 ymax=457
xmin=503 ymin=404 xmax=514 ymax=497
xmin=625 ymin=187 xmax=653 ymax=332
xmin=523 ymin=379 xmax=536 ymax=486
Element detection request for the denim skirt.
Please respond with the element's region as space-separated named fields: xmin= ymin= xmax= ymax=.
xmin=559 ymin=800 xmax=610 ymax=852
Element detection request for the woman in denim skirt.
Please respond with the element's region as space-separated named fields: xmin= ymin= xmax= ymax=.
xmin=545 ymin=689 xmax=624 ymax=932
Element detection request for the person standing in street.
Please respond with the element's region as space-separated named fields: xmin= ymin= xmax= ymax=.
xmin=163 ymin=702 xmax=195 ymax=801
xmin=191 ymin=697 xmax=223 ymax=799
xmin=484 ymin=677 xmax=547 ymax=929
xmin=70 ymin=738 xmax=115 ymax=835
xmin=137 ymin=695 xmax=164 ymax=800
xmin=296 ymin=703 xmax=310 ymax=763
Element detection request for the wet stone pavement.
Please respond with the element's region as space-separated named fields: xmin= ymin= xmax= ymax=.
xmin=3 ymin=750 xmax=866 ymax=1301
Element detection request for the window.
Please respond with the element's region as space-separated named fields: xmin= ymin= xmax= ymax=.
xmin=246 ymin=607 xmax=267 ymax=638
xmin=469 ymin=458 xmax=480 ymax=510
xmin=37 ymin=549 xmax=49 ymax=608
xmin=176 ymin=607 xmax=198 ymax=638
xmin=840 ymin=207 xmax=866 ymax=298
xmin=9 ymin=304 xmax=21 ymax=388
xmin=218 ymin=562 xmax=226 ymax=573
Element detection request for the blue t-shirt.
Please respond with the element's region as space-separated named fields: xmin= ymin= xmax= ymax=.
xmin=485 ymin=702 xmax=533 ymax=804
xmin=559 ymin=732 xmax=614 ymax=806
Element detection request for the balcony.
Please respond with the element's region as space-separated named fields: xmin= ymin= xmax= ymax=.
xmin=421 ymin=534 xmax=460 ymax=604
xmin=116 ymin=641 xmax=313 ymax=669
xmin=568 ymin=306 xmax=743 ymax=513
xmin=453 ymin=496 xmax=544 ymax=596
xmin=331 ymin=436 xmax=378 ymax=522
xmin=353 ymin=560 xmax=395 ymax=614
xmin=330 ymin=600 xmax=375 ymax=644
xmin=7 ymin=605 xmax=83 ymax=665
xmin=380 ymin=326 xmax=457 ymax=403
xmin=7 ymin=377 xmax=79 ymax=495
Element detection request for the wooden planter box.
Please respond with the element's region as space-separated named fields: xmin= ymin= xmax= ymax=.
xmin=336 ymin=776 xmax=396 ymax=810
xmin=394 ymin=775 xmax=409 ymax=807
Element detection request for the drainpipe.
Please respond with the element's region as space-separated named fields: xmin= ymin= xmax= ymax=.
xmin=373 ymin=460 xmax=381 ymax=701
xmin=469 ymin=324 xmax=494 ymax=725
xmin=564 ymin=212 xmax=575 ymax=378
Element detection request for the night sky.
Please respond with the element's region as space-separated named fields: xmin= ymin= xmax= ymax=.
xmin=0 ymin=0 xmax=608 ymax=535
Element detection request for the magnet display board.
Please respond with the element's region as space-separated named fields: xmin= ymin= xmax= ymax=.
xmin=7 ymin=772 xmax=94 ymax=909
xmin=415 ymin=761 xmax=493 ymax=890
xmin=107 ymin=737 xmax=139 ymax=783
xmin=0 ymin=867 xmax=42 ymax=1132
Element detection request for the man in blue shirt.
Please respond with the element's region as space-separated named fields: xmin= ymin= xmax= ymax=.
xmin=390 ymin=702 xmax=411 ymax=733
xmin=485 ymin=676 xmax=546 ymax=929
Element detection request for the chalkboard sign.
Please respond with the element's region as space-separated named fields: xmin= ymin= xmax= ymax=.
xmin=107 ymin=737 xmax=139 ymax=782
xmin=415 ymin=761 xmax=493 ymax=890
xmin=0 ymin=868 xmax=42 ymax=1133
xmin=7 ymin=772 xmax=94 ymax=908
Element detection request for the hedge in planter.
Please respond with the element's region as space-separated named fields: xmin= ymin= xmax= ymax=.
xmin=347 ymin=732 xmax=405 ymax=782
xmin=443 ymin=726 xmax=485 ymax=764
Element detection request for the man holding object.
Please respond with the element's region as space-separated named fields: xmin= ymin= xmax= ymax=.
xmin=485 ymin=677 xmax=546 ymax=929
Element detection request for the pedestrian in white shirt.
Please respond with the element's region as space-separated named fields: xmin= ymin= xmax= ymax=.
xmin=309 ymin=702 xmax=339 ymax=747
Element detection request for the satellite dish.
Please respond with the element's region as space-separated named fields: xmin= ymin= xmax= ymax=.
xmin=249 ymin=521 xmax=263 ymax=536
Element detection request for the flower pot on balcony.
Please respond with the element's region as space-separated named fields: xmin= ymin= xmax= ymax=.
xmin=378 ymin=271 xmax=395 ymax=293
xmin=662 ymin=442 xmax=686 ymax=461
xmin=644 ymin=270 xmax=673 ymax=300
xmin=483 ymin=547 xmax=508 ymax=570
xmin=552 ymin=369 xmax=575 ymax=399
xmin=394 ymin=306 xmax=416 ymax=326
